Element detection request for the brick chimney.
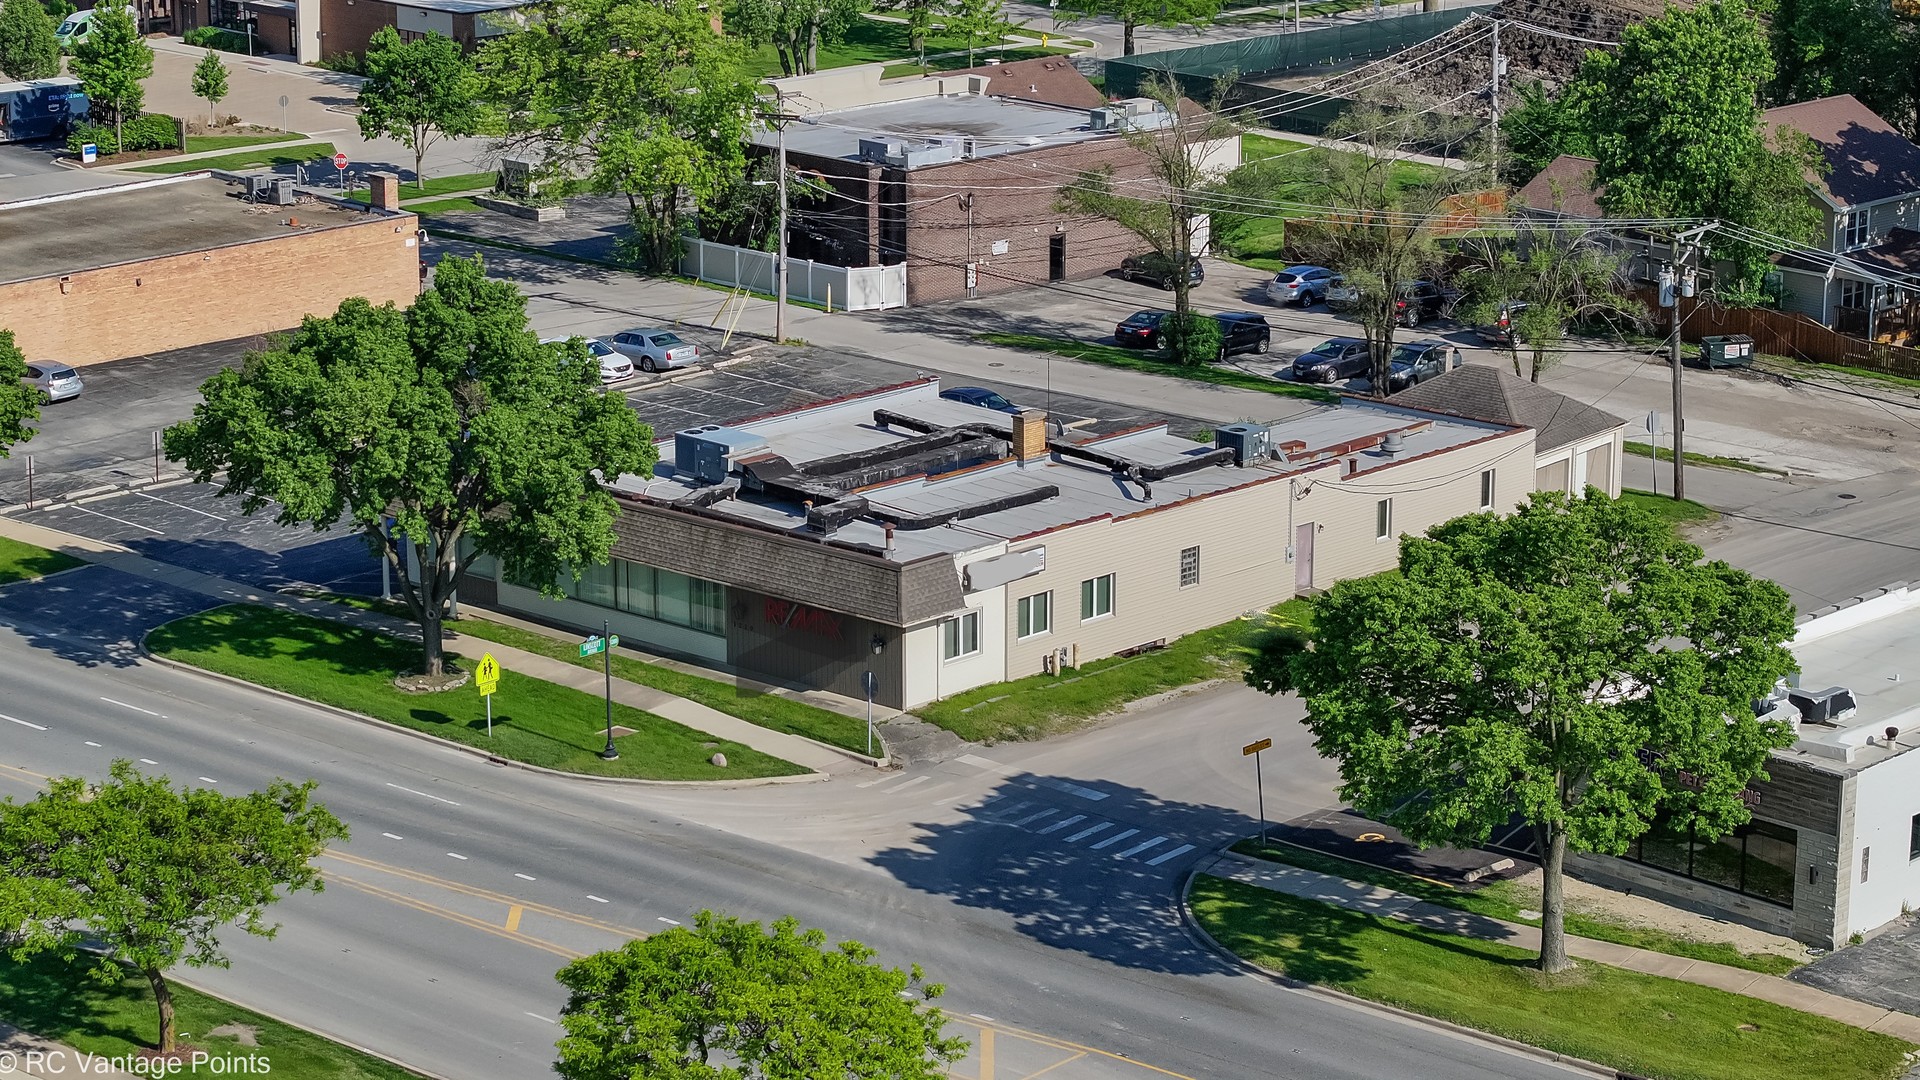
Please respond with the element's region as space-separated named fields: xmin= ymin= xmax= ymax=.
xmin=368 ymin=171 xmax=402 ymax=213
xmin=1011 ymin=408 xmax=1049 ymax=462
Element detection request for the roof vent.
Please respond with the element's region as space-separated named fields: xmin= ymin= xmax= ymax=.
xmin=1382 ymin=430 xmax=1406 ymax=456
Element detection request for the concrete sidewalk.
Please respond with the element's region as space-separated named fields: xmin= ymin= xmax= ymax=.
xmin=0 ymin=1022 xmax=126 ymax=1076
xmin=1202 ymin=850 xmax=1920 ymax=1042
xmin=0 ymin=515 xmax=866 ymax=777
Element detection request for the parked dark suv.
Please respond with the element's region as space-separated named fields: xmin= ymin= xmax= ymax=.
xmin=1394 ymin=280 xmax=1454 ymax=327
xmin=1291 ymin=337 xmax=1370 ymax=383
xmin=1214 ymin=312 xmax=1272 ymax=358
xmin=1119 ymin=253 xmax=1205 ymax=290
xmin=1387 ymin=339 xmax=1453 ymax=390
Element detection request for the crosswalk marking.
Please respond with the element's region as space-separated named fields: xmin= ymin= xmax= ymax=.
xmin=1116 ymin=836 xmax=1169 ymax=859
xmin=991 ymin=799 xmax=1033 ymax=819
xmin=1038 ymin=814 xmax=1086 ymax=835
xmin=1012 ymin=807 xmax=1059 ymax=828
xmin=1146 ymin=843 xmax=1196 ymax=866
xmin=856 ymin=774 xmax=894 ymax=788
xmin=1090 ymin=828 xmax=1140 ymax=850
xmin=879 ymin=775 xmax=932 ymax=794
xmin=1043 ymin=778 xmax=1110 ymax=801
xmin=1064 ymin=822 xmax=1113 ymax=843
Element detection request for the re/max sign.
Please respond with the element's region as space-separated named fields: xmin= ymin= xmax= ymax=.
xmin=766 ymin=599 xmax=843 ymax=640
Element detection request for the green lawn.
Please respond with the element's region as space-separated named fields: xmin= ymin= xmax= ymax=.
xmin=404 ymin=196 xmax=485 ymax=216
xmin=0 ymin=536 xmax=84 ymax=586
xmin=184 ymin=130 xmax=301 ymax=153
xmin=1623 ymin=440 xmax=1787 ymax=477
xmin=0 ymin=952 xmax=426 ymax=1078
xmin=916 ymin=600 xmax=1311 ymax=741
xmin=1233 ymin=839 xmax=1800 ymax=976
xmin=1191 ymin=877 xmax=1909 ymax=1080
xmin=1780 ymin=358 xmax=1920 ymax=391
xmin=1618 ymin=488 xmax=1722 ymax=527
xmin=979 ymin=332 xmax=1338 ymax=403
xmin=347 ymin=171 xmax=497 ymax=203
xmin=1218 ymin=0 xmax=1379 ymax=23
xmin=445 ymin=617 xmax=873 ymax=755
xmin=744 ymin=15 xmax=1051 ymax=79
xmin=1219 ymin=134 xmax=1447 ymax=270
xmin=879 ymin=45 xmax=1079 ymax=79
xmin=130 ymin=142 xmax=336 ymax=174
xmin=146 ymin=605 xmax=803 ymax=780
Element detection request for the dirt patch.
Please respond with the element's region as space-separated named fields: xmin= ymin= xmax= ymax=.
xmin=393 ymin=668 xmax=469 ymax=693
xmin=1505 ymin=865 xmax=1812 ymax=963
xmin=206 ymin=1023 xmax=260 ymax=1047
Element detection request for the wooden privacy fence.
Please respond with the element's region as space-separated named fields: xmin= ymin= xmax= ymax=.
xmin=1638 ymin=291 xmax=1920 ymax=379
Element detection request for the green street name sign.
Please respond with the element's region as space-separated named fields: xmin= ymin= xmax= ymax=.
xmin=579 ymin=634 xmax=619 ymax=657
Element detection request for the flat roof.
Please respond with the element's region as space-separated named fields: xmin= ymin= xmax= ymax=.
xmin=0 ymin=174 xmax=389 ymax=286
xmin=760 ymin=94 xmax=1102 ymax=165
xmin=611 ymin=379 xmax=1520 ymax=563
xmin=1781 ymin=587 xmax=1920 ymax=773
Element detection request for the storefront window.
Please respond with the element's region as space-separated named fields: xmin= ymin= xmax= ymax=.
xmin=1626 ymin=813 xmax=1796 ymax=907
xmin=519 ymin=557 xmax=726 ymax=636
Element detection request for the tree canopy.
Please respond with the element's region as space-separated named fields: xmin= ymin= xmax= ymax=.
xmin=0 ymin=0 xmax=60 ymax=81
xmin=191 ymin=48 xmax=229 ymax=122
xmin=732 ymin=0 xmax=868 ymax=76
xmin=1769 ymin=0 xmax=1920 ymax=139
xmin=357 ymin=27 xmax=485 ymax=189
xmin=0 ymin=329 xmax=41 ymax=456
xmin=1248 ymin=490 xmax=1799 ymax=972
xmin=69 ymin=3 xmax=151 ymax=148
xmin=164 ymin=255 xmax=656 ymax=677
xmin=483 ymin=0 xmax=760 ymax=270
xmin=1053 ymin=0 xmax=1217 ymax=56
xmin=0 ymin=761 xmax=348 ymax=1053
xmin=1456 ymin=225 xmax=1638 ymax=383
xmin=555 ymin=910 xmax=968 ymax=1080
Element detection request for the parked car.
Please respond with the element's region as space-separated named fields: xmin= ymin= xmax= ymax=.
xmin=605 ymin=328 xmax=700 ymax=373
xmin=1266 ymin=265 xmax=1337 ymax=306
xmin=1214 ymin=312 xmax=1272 ymax=358
xmin=1476 ymin=300 xmax=1531 ymax=348
xmin=1394 ymin=280 xmax=1456 ymax=327
xmin=1291 ymin=338 xmax=1370 ymax=383
xmin=21 ymin=362 xmax=83 ymax=404
xmin=1114 ymin=310 xmax=1170 ymax=349
xmin=940 ymin=386 xmax=1017 ymax=412
xmin=540 ymin=337 xmax=635 ymax=384
xmin=1119 ymin=253 xmax=1204 ymax=290
xmin=1323 ymin=275 xmax=1357 ymax=309
xmin=1387 ymin=339 xmax=1453 ymax=391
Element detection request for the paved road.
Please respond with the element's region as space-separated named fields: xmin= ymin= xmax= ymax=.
xmin=0 ymin=574 xmax=1582 ymax=1080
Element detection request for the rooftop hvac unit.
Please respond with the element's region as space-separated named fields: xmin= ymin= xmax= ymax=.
xmin=268 ymin=178 xmax=297 ymax=205
xmin=244 ymin=174 xmax=272 ymax=201
xmin=674 ymin=425 xmax=769 ymax=484
xmin=1214 ymin=423 xmax=1270 ymax=466
xmin=1788 ymin=685 xmax=1857 ymax=725
xmin=858 ymin=138 xmax=908 ymax=164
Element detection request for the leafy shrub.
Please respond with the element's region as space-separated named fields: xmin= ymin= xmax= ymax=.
xmin=314 ymin=51 xmax=363 ymax=75
xmin=65 ymin=113 xmax=180 ymax=155
xmin=182 ymin=25 xmax=252 ymax=53
xmin=1168 ymin=311 xmax=1223 ymax=367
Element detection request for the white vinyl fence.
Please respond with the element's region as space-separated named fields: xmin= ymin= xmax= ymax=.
xmin=681 ymin=238 xmax=908 ymax=311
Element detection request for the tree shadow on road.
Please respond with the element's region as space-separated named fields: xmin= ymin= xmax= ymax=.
xmin=0 ymin=566 xmax=218 ymax=668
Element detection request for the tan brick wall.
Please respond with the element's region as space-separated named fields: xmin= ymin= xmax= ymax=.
xmin=0 ymin=214 xmax=420 ymax=366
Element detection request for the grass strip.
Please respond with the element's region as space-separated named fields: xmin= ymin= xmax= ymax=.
xmin=0 ymin=951 xmax=427 ymax=1079
xmin=0 ymin=536 xmax=84 ymax=585
xmin=147 ymin=605 xmax=803 ymax=780
xmin=129 ymin=142 xmax=337 ymax=174
xmin=1623 ymin=441 xmax=1787 ymax=477
xmin=345 ymin=171 xmax=497 ymax=203
xmin=916 ymin=601 xmax=1310 ymax=742
xmin=978 ymin=332 xmax=1338 ymax=403
xmin=1232 ymin=840 xmax=1799 ymax=976
xmin=404 ymin=196 xmax=485 ymax=216
xmin=1191 ymin=876 xmax=1908 ymax=1080
xmin=184 ymin=130 xmax=303 ymax=153
xmin=1617 ymin=488 xmax=1721 ymax=527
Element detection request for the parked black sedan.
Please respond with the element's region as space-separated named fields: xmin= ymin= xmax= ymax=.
xmin=1119 ymin=253 xmax=1205 ymax=290
xmin=1387 ymin=339 xmax=1455 ymax=391
xmin=1291 ymin=337 xmax=1371 ymax=383
xmin=1114 ymin=309 xmax=1169 ymax=349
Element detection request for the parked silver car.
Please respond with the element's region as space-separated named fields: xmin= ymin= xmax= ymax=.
xmin=540 ymin=337 xmax=634 ymax=384
xmin=1265 ymin=265 xmax=1336 ymax=306
xmin=22 ymin=362 xmax=83 ymax=404
xmin=606 ymin=329 xmax=701 ymax=373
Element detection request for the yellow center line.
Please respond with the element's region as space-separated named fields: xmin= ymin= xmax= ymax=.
xmin=327 ymin=872 xmax=582 ymax=960
xmin=0 ymin=761 xmax=51 ymax=784
xmin=505 ymin=904 xmax=524 ymax=934
xmin=322 ymin=849 xmax=648 ymax=939
xmin=979 ymin=1027 xmax=994 ymax=1080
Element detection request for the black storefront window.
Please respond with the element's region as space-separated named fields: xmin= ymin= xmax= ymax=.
xmin=1625 ymin=813 xmax=1797 ymax=907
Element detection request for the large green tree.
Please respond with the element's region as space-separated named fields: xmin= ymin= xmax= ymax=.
xmin=164 ymin=256 xmax=656 ymax=677
xmin=357 ymin=27 xmax=484 ymax=190
xmin=1769 ymin=0 xmax=1920 ymax=138
xmin=0 ymin=329 xmax=40 ymax=455
xmin=0 ymin=0 xmax=60 ymax=81
xmin=1575 ymin=0 xmax=1825 ymax=299
xmin=732 ymin=0 xmax=867 ymax=76
xmin=1053 ymin=0 xmax=1216 ymax=56
xmin=483 ymin=0 xmax=759 ymax=271
xmin=1457 ymin=225 xmax=1638 ymax=383
xmin=68 ymin=2 xmax=150 ymax=149
xmin=1496 ymin=80 xmax=1592 ymax=188
xmin=1247 ymin=490 xmax=1799 ymax=973
xmin=0 ymin=761 xmax=348 ymax=1054
xmin=555 ymin=910 xmax=968 ymax=1079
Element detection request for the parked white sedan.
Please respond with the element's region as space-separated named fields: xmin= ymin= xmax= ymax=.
xmin=540 ymin=337 xmax=635 ymax=385
xmin=606 ymin=329 xmax=702 ymax=373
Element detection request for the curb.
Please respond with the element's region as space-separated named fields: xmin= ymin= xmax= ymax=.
xmin=165 ymin=972 xmax=458 ymax=1080
xmin=138 ymin=641 xmax=829 ymax=789
xmin=1174 ymin=847 xmax=1631 ymax=1080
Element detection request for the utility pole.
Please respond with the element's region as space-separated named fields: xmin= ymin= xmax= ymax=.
xmin=1489 ymin=19 xmax=1504 ymax=170
xmin=1662 ymin=224 xmax=1715 ymax=502
xmin=774 ymin=100 xmax=789 ymax=345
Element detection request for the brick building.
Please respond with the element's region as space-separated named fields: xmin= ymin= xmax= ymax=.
xmin=175 ymin=0 xmax=520 ymax=62
xmin=763 ymin=64 xmax=1237 ymax=306
xmin=0 ymin=173 xmax=421 ymax=366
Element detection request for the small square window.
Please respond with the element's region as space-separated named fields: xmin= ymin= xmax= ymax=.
xmin=1375 ymin=498 xmax=1393 ymax=540
xmin=1480 ymin=469 xmax=1495 ymax=510
xmin=1017 ymin=591 xmax=1052 ymax=639
xmin=1080 ymin=574 xmax=1114 ymax=620
xmin=1179 ymin=546 xmax=1200 ymax=588
xmin=942 ymin=611 xmax=980 ymax=660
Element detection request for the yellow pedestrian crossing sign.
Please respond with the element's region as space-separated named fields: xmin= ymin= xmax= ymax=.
xmin=476 ymin=653 xmax=500 ymax=697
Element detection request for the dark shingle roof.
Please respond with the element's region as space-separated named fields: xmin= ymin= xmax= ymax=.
xmin=1514 ymin=155 xmax=1604 ymax=219
xmin=1389 ymin=365 xmax=1626 ymax=453
xmin=1760 ymin=95 xmax=1920 ymax=208
xmin=929 ymin=57 xmax=1107 ymax=111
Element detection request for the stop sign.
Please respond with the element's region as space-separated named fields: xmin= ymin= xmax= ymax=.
xmin=333 ymin=152 xmax=348 ymax=170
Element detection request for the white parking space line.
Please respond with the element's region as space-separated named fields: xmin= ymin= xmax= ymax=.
xmin=63 ymin=504 xmax=163 ymax=534
xmin=879 ymin=775 xmax=932 ymax=795
xmin=0 ymin=713 xmax=47 ymax=731
xmin=1116 ymin=836 xmax=1169 ymax=859
xmin=1146 ymin=844 xmax=1197 ymax=866
xmin=131 ymin=490 xmax=225 ymax=520
xmin=1064 ymin=822 xmax=1113 ymax=843
xmin=1012 ymin=807 xmax=1060 ymax=828
xmin=1090 ymin=828 xmax=1140 ymax=851
xmin=1039 ymin=814 xmax=1086 ymax=835
xmin=101 ymin=697 xmax=162 ymax=717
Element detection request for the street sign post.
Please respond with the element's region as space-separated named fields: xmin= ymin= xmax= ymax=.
xmin=862 ymin=671 xmax=878 ymax=758
xmin=475 ymin=652 xmax=500 ymax=736
xmin=585 ymin=625 xmax=619 ymax=760
xmin=1242 ymin=738 xmax=1273 ymax=846
xmin=333 ymin=151 xmax=348 ymax=193
xmin=278 ymin=93 xmax=290 ymax=131
xmin=578 ymin=634 xmax=618 ymax=657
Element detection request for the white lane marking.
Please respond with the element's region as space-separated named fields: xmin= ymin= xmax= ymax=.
xmin=587 ymin=894 xmax=609 ymax=903
xmin=1090 ymin=828 xmax=1140 ymax=851
xmin=1012 ymin=807 xmax=1060 ymax=828
xmin=447 ymin=852 xmax=468 ymax=860
xmin=957 ymin=752 xmax=1017 ymax=775
xmin=524 ymin=1012 xmax=556 ymax=1025
xmin=131 ymin=490 xmax=224 ymax=520
xmin=385 ymin=782 xmax=460 ymax=806
xmin=64 ymin=503 xmax=163 ymax=534
xmin=101 ymin=697 xmax=162 ymax=717
xmin=657 ymin=916 xmax=680 ymax=925
xmin=879 ymin=775 xmax=932 ymax=794
xmin=970 ymin=1013 xmax=996 ymax=1022
xmin=1045 ymin=778 xmax=1110 ymax=802
xmin=1064 ymin=822 xmax=1113 ymax=843
xmin=1039 ymin=814 xmax=1087 ymax=835
xmin=197 ymin=776 xmax=218 ymax=784
xmin=0 ymin=713 xmax=47 ymax=731
xmin=84 ymin=741 xmax=102 ymax=747
xmin=138 ymin=758 xmax=158 ymax=765
xmin=381 ymin=832 xmax=404 ymax=840
xmin=514 ymin=873 xmax=536 ymax=881
xmin=1116 ymin=836 xmax=1169 ymax=859
xmin=1147 ymin=843 xmax=1197 ymax=866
